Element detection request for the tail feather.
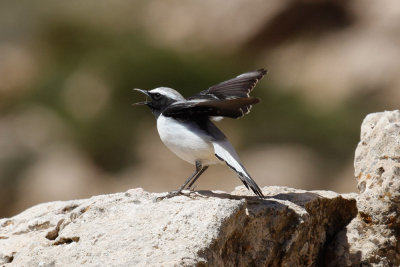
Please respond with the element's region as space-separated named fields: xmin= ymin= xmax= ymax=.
xmin=213 ymin=140 xmax=265 ymax=199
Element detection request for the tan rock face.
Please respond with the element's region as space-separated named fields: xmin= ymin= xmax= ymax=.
xmin=355 ymin=111 xmax=400 ymax=207
xmin=327 ymin=110 xmax=400 ymax=266
xmin=0 ymin=187 xmax=356 ymax=266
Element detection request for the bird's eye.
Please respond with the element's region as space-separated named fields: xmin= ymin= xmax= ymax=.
xmin=153 ymin=93 xmax=162 ymax=100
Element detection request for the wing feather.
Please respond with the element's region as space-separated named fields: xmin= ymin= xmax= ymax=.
xmin=189 ymin=68 xmax=267 ymax=100
xmin=213 ymin=140 xmax=265 ymax=198
xmin=162 ymin=97 xmax=260 ymax=119
xmin=163 ymin=69 xmax=266 ymax=120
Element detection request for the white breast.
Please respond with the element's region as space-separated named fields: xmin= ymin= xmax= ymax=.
xmin=156 ymin=115 xmax=218 ymax=165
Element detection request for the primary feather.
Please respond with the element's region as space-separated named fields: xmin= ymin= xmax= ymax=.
xmin=191 ymin=68 xmax=267 ymax=100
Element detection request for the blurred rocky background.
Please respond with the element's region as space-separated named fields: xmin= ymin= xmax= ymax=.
xmin=1 ymin=0 xmax=399 ymax=218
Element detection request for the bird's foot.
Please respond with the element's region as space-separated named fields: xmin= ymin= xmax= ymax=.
xmin=155 ymin=190 xmax=183 ymax=201
xmin=186 ymin=185 xmax=197 ymax=192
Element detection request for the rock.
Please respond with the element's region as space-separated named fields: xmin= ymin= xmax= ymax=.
xmin=0 ymin=187 xmax=356 ymax=266
xmin=326 ymin=110 xmax=400 ymax=266
xmin=5 ymin=110 xmax=400 ymax=266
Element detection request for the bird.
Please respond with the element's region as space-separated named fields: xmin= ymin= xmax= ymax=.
xmin=133 ymin=69 xmax=267 ymax=199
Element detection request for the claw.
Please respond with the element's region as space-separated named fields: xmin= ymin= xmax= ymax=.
xmin=187 ymin=185 xmax=198 ymax=192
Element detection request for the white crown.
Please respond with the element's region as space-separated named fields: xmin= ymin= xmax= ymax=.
xmin=150 ymin=87 xmax=185 ymax=101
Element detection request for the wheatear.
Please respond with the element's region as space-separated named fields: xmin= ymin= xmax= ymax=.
xmin=134 ymin=69 xmax=267 ymax=198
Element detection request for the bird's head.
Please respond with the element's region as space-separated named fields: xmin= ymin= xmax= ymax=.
xmin=133 ymin=87 xmax=185 ymax=116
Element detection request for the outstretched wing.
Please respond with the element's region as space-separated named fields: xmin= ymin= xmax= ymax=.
xmin=163 ymin=69 xmax=267 ymax=120
xmin=189 ymin=68 xmax=267 ymax=100
xmin=162 ymin=97 xmax=260 ymax=119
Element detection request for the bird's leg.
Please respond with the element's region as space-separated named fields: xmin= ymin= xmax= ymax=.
xmin=187 ymin=165 xmax=208 ymax=190
xmin=157 ymin=161 xmax=203 ymax=200
xmin=175 ymin=161 xmax=203 ymax=193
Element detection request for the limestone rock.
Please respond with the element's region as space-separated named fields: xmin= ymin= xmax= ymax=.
xmin=0 ymin=187 xmax=356 ymax=266
xmin=326 ymin=110 xmax=400 ymax=266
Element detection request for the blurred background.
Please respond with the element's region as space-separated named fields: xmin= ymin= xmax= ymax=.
xmin=1 ymin=0 xmax=399 ymax=218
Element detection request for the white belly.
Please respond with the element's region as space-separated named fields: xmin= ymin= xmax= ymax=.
xmin=156 ymin=115 xmax=218 ymax=165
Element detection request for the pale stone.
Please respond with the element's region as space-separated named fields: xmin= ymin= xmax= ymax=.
xmin=326 ymin=110 xmax=400 ymax=266
xmin=0 ymin=187 xmax=356 ymax=266
xmin=4 ymin=111 xmax=400 ymax=266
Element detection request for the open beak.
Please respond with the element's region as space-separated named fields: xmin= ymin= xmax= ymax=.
xmin=132 ymin=88 xmax=151 ymax=106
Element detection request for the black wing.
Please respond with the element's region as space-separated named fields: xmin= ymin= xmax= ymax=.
xmin=188 ymin=68 xmax=267 ymax=100
xmin=163 ymin=69 xmax=266 ymax=120
xmin=162 ymin=97 xmax=260 ymax=119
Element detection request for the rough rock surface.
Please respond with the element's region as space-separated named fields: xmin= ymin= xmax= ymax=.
xmin=0 ymin=186 xmax=356 ymax=266
xmin=326 ymin=110 xmax=400 ymax=266
xmin=3 ymin=110 xmax=400 ymax=266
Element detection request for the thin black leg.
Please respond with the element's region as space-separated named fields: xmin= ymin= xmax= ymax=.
xmin=187 ymin=166 xmax=208 ymax=190
xmin=157 ymin=161 xmax=203 ymax=200
xmin=176 ymin=161 xmax=203 ymax=192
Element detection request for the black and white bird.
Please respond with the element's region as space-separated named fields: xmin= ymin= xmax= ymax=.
xmin=134 ymin=69 xmax=267 ymax=199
